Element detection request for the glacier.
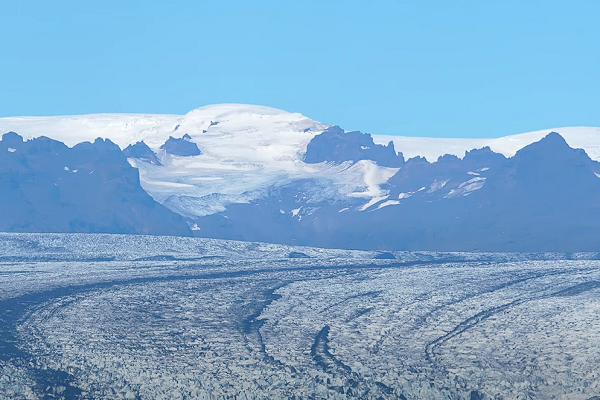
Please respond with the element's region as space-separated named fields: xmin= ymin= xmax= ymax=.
xmin=3 ymin=233 xmax=600 ymax=399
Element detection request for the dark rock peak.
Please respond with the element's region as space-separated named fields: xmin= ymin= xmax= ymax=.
xmin=539 ymin=131 xmax=567 ymax=144
xmin=498 ymin=132 xmax=600 ymax=194
xmin=123 ymin=141 xmax=162 ymax=166
xmin=96 ymin=137 xmax=118 ymax=147
xmin=160 ymin=135 xmax=201 ymax=157
xmin=463 ymin=146 xmax=506 ymax=161
xmin=437 ymin=154 xmax=460 ymax=163
xmin=71 ymin=138 xmax=128 ymax=167
xmin=387 ymin=143 xmax=508 ymax=198
xmin=514 ymin=132 xmax=594 ymax=172
xmin=405 ymin=156 xmax=428 ymax=165
xmin=516 ymin=132 xmax=577 ymax=158
xmin=304 ymin=126 xmax=404 ymax=167
xmin=7 ymin=134 xmax=69 ymax=155
xmin=1 ymin=131 xmax=24 ymax=146
xmin=72 ymin=138 xmax=120 ymax=153
xmin=395 ymin=133 xmax=578 ymax=176
xmin=0 ymin=134 xmax=191 ymax=236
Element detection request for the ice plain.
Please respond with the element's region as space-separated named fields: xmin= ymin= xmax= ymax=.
xmin=2 ymin=233 xmax=600 ymax=399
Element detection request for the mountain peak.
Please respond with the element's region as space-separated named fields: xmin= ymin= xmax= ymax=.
xmin=515 ymin=131 xmax=588 ymax=161
xmin=539 ymin=131 xmax=569 ymax=146
xmin=1 ymin=131 xmax=24 ymax=145
xmin=304 ymin=126 xmax=404 ymax=167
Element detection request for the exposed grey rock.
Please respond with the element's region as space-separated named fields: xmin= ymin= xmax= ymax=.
xmin=122 ymin=141 xmax=162 ymax=165
xmin=0 ymin=132 xmax=191 ymax=236
xmin=160 ymin=134 xmax=201 ymax=156
xmin=304 ymin=126 xmax=404 ymax=167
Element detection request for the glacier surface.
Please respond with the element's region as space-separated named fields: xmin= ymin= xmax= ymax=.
xmin=2 ymin=234 xmax=600 ymax=399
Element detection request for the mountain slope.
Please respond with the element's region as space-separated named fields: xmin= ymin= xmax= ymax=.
xmin=192 ymin=133 xmax=600 ymax=251
xmin=0 ymin=132 xmax=191 ymax=236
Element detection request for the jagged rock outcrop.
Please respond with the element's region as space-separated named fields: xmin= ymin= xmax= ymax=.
xmin=160 ymin=134 xmax=201 ymax=156
xmin=0 ymin=132 xmax=191 ymax=236
xmin=304 ymin=126 xmax=404 ymax=167
xmin=123 ymin=141 xmax=162 ymax=165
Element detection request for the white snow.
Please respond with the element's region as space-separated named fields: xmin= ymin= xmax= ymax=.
xmin=445 ymin=177 xmax=486 ymax=198
xmin=143 ymin=181 xmax=195 ymax=188
xmin=337 ymin=160 xmax=399 ymax=211
xmin=191 ymin=177 xmax=224 ymax=181
xmin=359 ymin=196 xmax=388 ymax=211
xmin=427 ymin=179 xmax=449 ymax=194
xmin=460 ymin=176 xmax=486 ymax=187
xmin=376 ymin=200 xmax=400 ymax=209
xmin=347 ymin=160 xmax=399 ymax=199
xmin=127 ymin=158 xmax=137 ymax=168
xmin=373 ymin=127 xmax=600 ymax=161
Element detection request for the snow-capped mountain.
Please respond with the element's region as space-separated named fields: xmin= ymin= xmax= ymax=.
xmin=4 ymin=104 xmax=600 ymax=161
xmin=0 ymin=105 xmax=392 ymax=218
xmin=2 ymin=103 xmax=600 ymax=251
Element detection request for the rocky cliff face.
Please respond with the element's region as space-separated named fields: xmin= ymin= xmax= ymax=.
xmin=304 ymin=126 xmax=404 ymax=167
xmin=160 ymin=134 xmax=201 ymax=156
xmin=123 ymin=141 xmax=162 ymax=165
xmin=0 ymin=132 xmax=191 ymax=236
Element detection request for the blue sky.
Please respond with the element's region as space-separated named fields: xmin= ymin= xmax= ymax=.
xmin=1 ymin=0 xmax=599 ymax=138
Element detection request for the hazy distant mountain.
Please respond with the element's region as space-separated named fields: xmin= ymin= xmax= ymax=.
xmin=1 ymin=104 xmax=600 ymax=251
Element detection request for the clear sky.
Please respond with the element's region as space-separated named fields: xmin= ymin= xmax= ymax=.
xmin=1 ymin=0 xmax=599 ymax=138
